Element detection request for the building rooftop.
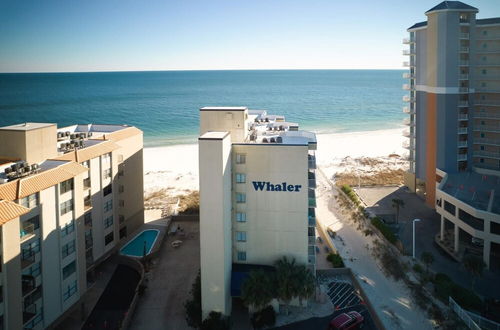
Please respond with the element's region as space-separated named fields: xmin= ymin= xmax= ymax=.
xmin=0 ymin=122 xmax=55 ymax=131
xmin=199 ymin=132 xmax=230 ymax=140
xmin=440 ymin=171 xmax=500 ymax=214
xmin=200 ymin=106 xmax=248 ymax=111
xmin=408 ymin=17 xmax=500 ymax=30
xmin=425 ymin=1 xmax=477 ymax=14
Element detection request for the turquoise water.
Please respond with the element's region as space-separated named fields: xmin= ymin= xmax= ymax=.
xmin=0 ymin=70 xmax=405 ymax=147
xmin=120 ymin=229 xmax=159 ymax=257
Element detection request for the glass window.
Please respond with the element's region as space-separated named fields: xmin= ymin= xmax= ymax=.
xmin=103 ymin=200 xmax=113 ymax=212
xmin=20 ymin=193 xmax=39 ymax=208
xmin=103 ymin=168 xmax=112 ymax=179
xmin=63 ymin=280 xmax=78 ymax=301
xmin=236 ymin=173 xmax=246 ymax=183
xmin=25 ymin=215 xmax=40 ymax=230
xmin=61 ymin=220 xmax=75 ymax=237
xmin=84 ymin=212 xmax=92 ymax=226
xmin=29 ymin=262 xmax=41 ymax=277
xmin=62 ymin=261 xmax=76 ymax=280
xmin=104 ymin=216 xmax=113 ymax=229
xmin=236 ymin=154 xmax=246 ymax=164
xmin=102 ymin=153 xmax=111 ymax=162
xmin=236 ymin=193 xmax=246 ymax=203
xmin=119 ymin=226 xmax=127 ymax=239
xmin=60 ymin=179 xmax=74 ymax=194
xmin=444 ymin=200 xmax=456 ymax=215
xmin=105 ymin=232 xmax=114 ymax=245
xmin=60 ymin=200 xmax=74 ymax=215
xmin=103 ymin=184 xmax=112 ymax=196
xmin=62 ymin=240 xmax=76 ymax=259
xmin=236 ymin=212 xmax=246 ymax=222
xmin=236 ymin=231 xmax=247 ymax=242
xmin=237 ymin=251 xmax=246 ymax=261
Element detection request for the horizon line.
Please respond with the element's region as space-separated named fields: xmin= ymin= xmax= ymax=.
xmin=0 ymin=68 xmax=406 ymax=74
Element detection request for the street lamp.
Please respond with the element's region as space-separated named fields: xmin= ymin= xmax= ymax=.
xmin=412 ymin=218 xmax=421 ymax=259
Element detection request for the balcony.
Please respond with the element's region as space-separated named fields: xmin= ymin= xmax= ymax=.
xmin=83 ymin=177 xmax=91 ymax=190
xmin=475 ymin=88 xmax=500 ymax=94
xmin=402 ymin=129 xmax=414 ymax=138
xmin=20 ymin=223 xmax=35 ymax=243
xmin=23 ymin=303 xmax=37 ymax=325
xmin=403 ymin=118 xmax=414 ymax=126
xmin=402 ymin=84 xmax=415 ymax=91
xmin=460 ymin=33 xmax=469 ymax=39
xmin=473 ymin=150 xmax=500 ymax=159
xmin=459 ymin=47 xmax=469 ymax=53
xmin=473 ymin=138 xmax=500 ymax=146
xmin=86 ymin=249 xmax=94 ymax=268
xmin=308 ymin=254 xmax=316 ymax=265
xmin=459 ymin=60 xmax=469 ymax=66
xmin=403 ymin=106 xmax=415 ymax=114
xmin=403 ymin=95 xmax=415 ymax=103
xmin=458 ymin=101 xmax=469 ymax=107
xmin=458 ymin=113 xmax=468 ymax=120
xmin=21 ymin=250 xmax=35 ymax=269
xmin=473 ymin=125 xmax=500 ymax=133
xmin=402 ymin=49 xmax=415 ymax=56
xmin=84 ymin=196 xmax=92 ymax=211
xmin=402 ymin=72 xmax=414 ymax=79
xmin=459 ymin=87 xmax=469 ymax=93
xmin=402 ymin=140 xmax=415 ymax=149
xmin=22 ymin=275 xmax=36 ymax=297
xmin=457 ymin=154 xmax=468 ymax=161
xmin=458 ymin=127 xmax=468 ymax=134
xmin=402 ymin=61 xmax=414 ymax=67
xmin=85 ymin=235 xmax=93 ymax=250
xmin=458 ymin=140 xmax=468 ymax=148
xmin=402 ymin=37 xmax=415 ymax=44
xmin=476 ymin=62 xmax=500 ymax=67
xmin=475 ymin=100 xmax=500 ymax=106
xmin=474 ymin=162 xmax=500 ymax=171
xmin=308 ymin=189 xmax=316 ymax=208
xmin=308 ymin=154 xmax=316 ymax=169
xmin=308 ymin=171 xmax=316 ymax=188
xmin=459 ymin=74 xmax=469 ymax=80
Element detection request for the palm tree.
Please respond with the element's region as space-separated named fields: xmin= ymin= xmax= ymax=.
xmin=391 ymin=198 xmax=405 ymax=224
xmin=463 ymin=255 xmax=486 ymax=293
xmin=295 ymin=266 xmax=315 ymax=306
xmin=420 ymin=251 xmax=434 ymax=274
xmin=241 ymin=270 xmax=274 ymax=312
xmin=274 ymin=256 xmax=300 ymax=315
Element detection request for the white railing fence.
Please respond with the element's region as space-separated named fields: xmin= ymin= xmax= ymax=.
xmin=449 ymin=296 xmax=500 ymax=330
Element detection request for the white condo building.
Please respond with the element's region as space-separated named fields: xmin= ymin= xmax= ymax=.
xmin=198 ymin=107 xmax=317 ymax=318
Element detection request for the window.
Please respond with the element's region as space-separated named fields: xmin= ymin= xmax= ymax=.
xmin=25 ymin=215 xmax=40 ymax=230
xmin=444 ymin=200 xmax=456 ymax=215
xmin=481 ymin=133 xmax=485 ymax=138
xmin=236 ymin=212 xmax=246 ymax=222
xmin=482 ymin=69 xmax=487 ymax=75
xmin=237 ymin=251 xmax=247 ymax=261
xmin=483 ymin=30 xmax=487 ymax=36
xmin=458 ymin=209 xmax=484 ymax=230
xmin=104 ymin=216 xmax=113 ymax=229
xmin=63 ymin=280 xmax=78 ymax=301
xmin=29 ymin=262 xmax=41 ymax=277
xmin=480 ymin=146 xmax=485 ymax=150
xmin=236 ymin=154 xmax=246 ymax=164
xmin=236 ymin=173 xmax=246 ymax=183
xmin=492 ymin=222 xmax=500 ymax=235
xmin=481 ymin=82 xmax=486 ymax=88
xmin=103 ymin=200 xmax=113 ymax=212
xmin=20 ymin=193 xmax=39 ymax=208
xmin=103 ymin=184 xmax=112 ymax=196
xmin=61 ymin=220 xmax=75 ymax=237
xmin=119 ymin=185 xmax=124 ymax=193
xmin=236 ymin=193 xmax=246 ymax=203
xmin=236 ymin=231 xmax=247 ymax=242
xmin=483 ymin=43 xmax=487 ymax=49
xmin=119 ymin=215 xmax=125 ymax=223
xmin=102 ymin=153 xmax=111 ymax=162
xmin=22 ymin=239 xmax=40 ymax=256
xmin=60 ymin=179 xmax=74 ymax=194
xmin=480 ymin=158 xmax=485 ymax=163
xmin=119 ymin=200 xmax=125 ymax=207
xmin=105 ymin=232 xmax=114 ymax=245
xmin=103 ymin=168 xmax=112 ymax=179
xmin=60 ymin=200 xmax=74 ymax=215
xmin=62 ymin=261 xmax=76 ymax=280
xmin=119 ymin=227 xmax=127 ymax=239
xmin=84 ymin=212 xmax=92 ymax=226
xmin=62 ymin=240 xmax=76 ymax=258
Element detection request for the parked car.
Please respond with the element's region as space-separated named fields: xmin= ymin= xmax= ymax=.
xmin=327 ymin=229 xmax=336 ymax=238
xmin=329 ymin=311 xmax=364 ymax=330
xmin=317 ymin=236 xmax=323 ymax=244
xmin=316 ymin=246 xmax=320 ymax=253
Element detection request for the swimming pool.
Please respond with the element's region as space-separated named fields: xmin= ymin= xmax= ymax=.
xmin=120 ymin=229 xmax=160 ymax=257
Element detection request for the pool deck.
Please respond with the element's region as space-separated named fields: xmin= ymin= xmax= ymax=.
xmin=119 ymin=215 xmax=170 ymax=259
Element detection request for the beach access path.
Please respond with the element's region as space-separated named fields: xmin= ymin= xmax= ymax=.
xmin=315 ymin=169 xmax=434 ymax=330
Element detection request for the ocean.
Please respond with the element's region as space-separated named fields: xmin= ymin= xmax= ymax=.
xmin=0 ymin=70 xmax=405 ymax=147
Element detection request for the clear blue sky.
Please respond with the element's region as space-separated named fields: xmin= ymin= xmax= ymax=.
xmin=1 ymin=0 xmax=499 ymax=72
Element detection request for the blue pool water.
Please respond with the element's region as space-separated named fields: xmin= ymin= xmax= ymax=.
xmin=120 ymin=229 xmax=159 ymax=257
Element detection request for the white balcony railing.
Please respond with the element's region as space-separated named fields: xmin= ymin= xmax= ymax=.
xmin=402 ymin=49 xmax=415 ymax=56
xmin=402 ymin=84 xmax=414 ymax=90
xmin=459 ymin=74 xmax=469 ymax=80
xmin=457 ymin=154 xmax=468 ymax=161
xmin=475 ymin=112 xmax=500 ymax=119
xmin=473 ymin=151 xmax=500 ymax=159
xmin=403 ymin=106 xmax=415 ymax=114
xmin=460 ymin=33 xmax=469 ymax=39
xmin=403 ymin=37 xmax=415 ymax=44
xmin=473 ymin=125 xmax=500 ymax=132
xmin=475 ymin=100 xmax=500 ymax=106
xmin=458 ymin=113 xmax=468 ymax=120
xmin=458 ymin=101 xmax=469 ymax=107
xmin=459 ymin=60 xmax=469 ymax=66
xmin=403 ymin=95 xmax=415 ymax=103
xmin=402 ymin=129 xmax=414 ymax=138
xmin=403 ymin=72 xmax=414 ymax=79
xmin=403 ymin=61 xmax=410 ymax=67
xmin=460 ymin=47 xmax=469 ymax=53
xmin=402 ymin=140 xmax=415 ymax=149
xmin=457 ymin=140 xmax=468 ymax=147
xmin=458 ymin=127 xmax=468 ymax=134
xmin=473 ymin=138 xmax=500 ymax=146
xmin=459 ymin=87 xmax=469 ymax=93
xmin=403 ymin=118 xmax=415 ymax=126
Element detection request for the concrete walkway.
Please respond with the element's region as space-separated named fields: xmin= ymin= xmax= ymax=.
xmin=315 ymin=169 xmax=433 ymax=330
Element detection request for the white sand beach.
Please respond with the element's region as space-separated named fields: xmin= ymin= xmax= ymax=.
xmin=143 ymin=127 xmax=408 ymax=197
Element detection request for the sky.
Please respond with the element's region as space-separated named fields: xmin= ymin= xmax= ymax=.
xmin=0 ymin=0 xmax=499 ymax=72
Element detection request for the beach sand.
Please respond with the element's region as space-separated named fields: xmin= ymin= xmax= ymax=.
xmin=143 ymin=127 xmax=408 ymax=198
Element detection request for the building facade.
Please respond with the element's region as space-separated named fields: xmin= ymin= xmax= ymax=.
xmin=198 ymin=107 xmax=317 ymax=318
xmin=403 ymin=1 xmax=500 ymax=269
xmin=0 ymin=123 xmax=144 ymax=329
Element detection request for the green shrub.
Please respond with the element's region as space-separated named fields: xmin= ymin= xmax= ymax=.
xmin=432 ymin=274 xmax=483 ymax=311
xmin=201 ymin=311 xmax=230 ymax=330
xmin=251 ymin=305 xmax=276 ymax=329
xmin=327 ymin=253 xmax=345 ymax=268
xmin=341 ymin=184 xmax=360 ymax=206
xmin=434 ymin=273 xmax=451 ymax=284
xmin=371 ymin=217 xmax=397 ymax=244
xmin=413 ymin=263 xmax=423 ymax=274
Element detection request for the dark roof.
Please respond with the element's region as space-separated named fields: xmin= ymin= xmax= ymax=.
xmin=476 ymin=18 xmax=500 ymax=25
xmin=408 ymin=21 xmax=427 ymax=30
xmin=425 ymin=1 xmax=478 ymax=14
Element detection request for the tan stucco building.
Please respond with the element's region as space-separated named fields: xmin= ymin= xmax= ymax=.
xmin=0 ymin=122 xmax=144 ymax=329
xmin=198 ymin=107 xmax=317 ymax=318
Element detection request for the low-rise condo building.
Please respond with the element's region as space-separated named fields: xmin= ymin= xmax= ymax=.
xmin=403 ymin=1 xmax=500 ymax=269
xmin=0 ymin=122 xmax=144 ymax=329
xmin=198 ymin=107 xmax=317 ymax=318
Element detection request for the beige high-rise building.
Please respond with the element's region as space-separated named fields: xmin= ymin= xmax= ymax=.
xmin=0 ymin=123 xmax=144 ymax=329
xmin=198 ymin=107 xmax=317 ymax=318
xmin=402 ymin=1 xmax=500 ymax=269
